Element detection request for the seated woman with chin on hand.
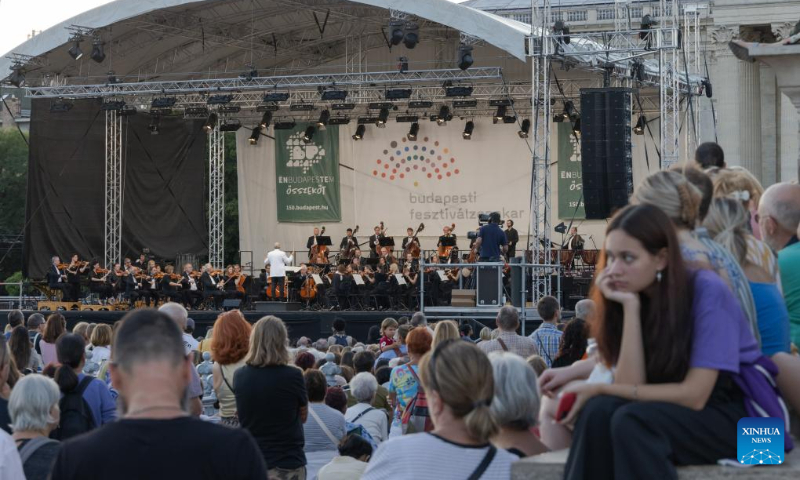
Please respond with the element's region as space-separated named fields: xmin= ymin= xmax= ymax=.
xmin=561 ymin=204 xmax=790 ymax=480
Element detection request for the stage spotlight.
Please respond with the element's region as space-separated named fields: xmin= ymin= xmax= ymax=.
xmin=493 ymin=105 xmax=507 ymax=124
xmin=518 ymin=118 xmax=531 ymax=138
xmin=303 ymin=125 xmax=316 ymax=143
xmin=403 ymin=22 xmax=419 ymax=49
xmin=260 ymin=111 xmax=272 ymax=129
xmin=554 ymin=222 xmax=567 ymax=234
xmin=457 ymin=44 xmax=473 ymax=71
xmin=633 ymin=115 xmax=646 ymax=135
xmin=436 ymin=105 xmax=450 ymax=125
xmin=249 ymin=126 xmax=262 ymax=145
xmin=90 ymin=40 xmax=105 ymax=63
xmin=407 ymin=122 xmax=419 ymax=141
xmin=389 ymin=20 xmax=405 ymax=46
xmin=377 ymin=108 xmax=389 ymax=127
xmin=68 ymin=40 xmax=83 ymax=60
xmin=148 ymin=116 xmax=161 ymax=135
xmin=352 ymin=124 xmax=366 ymax=140
xmin=241 ymin=64 xmax=258 ymax=81
xmin=317 ymin=109 xmax=330 ymax=127
xmin=202 ymin=113 xmax=218 ymax=133
xmin=553 ymin=20 xmax=571 ymax=44
xmin=8 ymin=65 xmax=25 ymax=87
xmin=571 ymin=117 xmax=581 ymax=137
xmin=462 ymin=121 xmax=474 ymax=140
xmin=702 ymin=78 xmax=713 ymax=98
xmin=219 ymin=119 xmax=242 ymax=132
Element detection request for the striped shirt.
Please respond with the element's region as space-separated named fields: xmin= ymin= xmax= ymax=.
xmin=362 ymin=433 xmax=516 ymax=480
xmin=529 ymin=322 xmax=563 ymax=367
xmin=303 ymin=403 xmax=346 ymax=452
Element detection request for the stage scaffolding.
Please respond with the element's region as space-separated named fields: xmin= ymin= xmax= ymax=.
xmin=208 ymin=125 xmax=225 ymax=270
xmin=104 ymin=109 xmax=123 ymax=268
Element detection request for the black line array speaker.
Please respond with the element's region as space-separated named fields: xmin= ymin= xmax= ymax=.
xmin=580 ymin=88 xmax=633 ymax=219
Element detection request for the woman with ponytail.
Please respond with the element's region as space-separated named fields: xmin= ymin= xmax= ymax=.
xmin=54 ymin=334 xmax=116 ymax=435
xmin=561 ymin=204 xmax=789 ymax=480
xmin=364 ymin=340 xmax=516 ymax=479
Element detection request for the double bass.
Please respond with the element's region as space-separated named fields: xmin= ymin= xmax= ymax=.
xmin=437 ymin=223 xmax=457 ymax=260
xmin=340 ymin=225 xmax=360 ymax=260
xmin=403 ymin=223 xmax=424 ymax=259
xmin=310 ymin=226 xmax=329 ymax=264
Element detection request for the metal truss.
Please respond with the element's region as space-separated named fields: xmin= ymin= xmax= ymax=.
xmin=104 ymin=110 xmax=123 ymax=269
xmin=659 ymin=0 xmax=681 ymax=168
xmin=682 ymin=3 xmax=708 ymax=159
xmin=530 ymin=0 xmax=554 ymax=304
xmin=25 ymin=67 xmax=503 ymax=98
xmin=208 ymin=125 xmax=225 ymax=270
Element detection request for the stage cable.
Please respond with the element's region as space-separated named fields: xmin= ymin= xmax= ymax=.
xmin=701 ymin=35 xmax=718 ymax=143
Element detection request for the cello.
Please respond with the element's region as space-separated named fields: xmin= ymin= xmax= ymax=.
xmin=299 ymin=268 xmax=317 ymax=301
xmin=403 ymin=223 xmax=424 ymax=259
xmin=310 ymin=226 xmax=329 ymax=264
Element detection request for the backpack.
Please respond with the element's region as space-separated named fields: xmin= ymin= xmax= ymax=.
xmin=51 ymin=376 xmax=96 ymax=440
xmin=18 ymin=437 xmax=59 ymax=464
xmin=333 ymin=334 xmax=349 ymax=347
xmin=400 ymin=365 xmax=433 ymax=434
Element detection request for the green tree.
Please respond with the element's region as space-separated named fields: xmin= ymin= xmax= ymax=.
xmin=0 ymin=129 xmax=28 ymax=283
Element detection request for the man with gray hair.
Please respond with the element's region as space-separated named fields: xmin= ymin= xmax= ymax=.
xmin=345 ymin=372 xmax=388 ymax=444
xmin=410 ymin=311 xmax=434 ymax=334
xmin=759 ymin=182 xmax=800 ymax=347
xmin=8 ymin=374 xmax=61 ymax=477
xmin=158 ymin=302 xmax=203 ymax=416
xmin=479 ymin=306 xmax=537 ymax=357
xmin=574 ymin=299 xmax=595 ymax=323
xmin=50 ymin=309 xmax=266 ymax=479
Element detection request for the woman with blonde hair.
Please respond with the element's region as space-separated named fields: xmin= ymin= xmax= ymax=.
xmin=712 ymin=167 xmax=765 ymax=239
xmin=211 ymin=311 xmax=252 ymax=427
xmin=234 ymin=316 xmax=308 ymax=479
xmin=478 ymin=327 xmax=492 ymax=343
xmin=364 ymin=340 xmax=517 ymax=478
xmin=88 ymin=324 xmax=113 ymax=364
xmin=432 ymin=320 xmax=459 ymax=348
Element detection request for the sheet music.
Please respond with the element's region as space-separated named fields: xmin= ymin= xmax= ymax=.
xmin=394 ymin=274 xmax=406 ymax=286
xmin=312 ymin=274 xmax=323 ymax=284
xmin=353 ymin=274 xmax=365 ymax=286
xmin=437 ymin=270 xmax=448 ymax=281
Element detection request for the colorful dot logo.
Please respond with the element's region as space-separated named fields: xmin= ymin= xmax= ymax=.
xmin=372 ymin=137 xmax=459 ymax=186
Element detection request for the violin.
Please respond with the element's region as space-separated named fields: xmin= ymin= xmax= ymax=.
xmin=94 ymin=268 xmax=110 ymax=275
xmin=57 ymin=263 xmax=70 ymax=269
xmin=403 ymin=223 xmax=424 ymax=259
xmin=310 ymin=226 xmax=329 ymax=264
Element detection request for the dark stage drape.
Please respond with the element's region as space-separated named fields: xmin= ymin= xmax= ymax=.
xmin=24 ymin=99 xmax=208 ymax=278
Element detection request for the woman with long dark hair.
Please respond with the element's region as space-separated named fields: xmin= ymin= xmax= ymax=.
xmin=9 ymin=326 xmax=41 ymax=373
xmin=562 ymin=204 xmax=787 ymax=480
xmin=550 ymin=319 xmax=588 ymax=369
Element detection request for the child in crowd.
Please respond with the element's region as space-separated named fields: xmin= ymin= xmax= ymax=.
xmin=378 ymin=318 xmax=399 ymax=353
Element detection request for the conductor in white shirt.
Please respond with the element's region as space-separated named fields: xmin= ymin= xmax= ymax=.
xmin=265 ymin=243 xmax=294 ymax=301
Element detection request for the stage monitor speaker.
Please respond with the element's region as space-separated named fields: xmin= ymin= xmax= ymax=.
xmin=476 ymin=265 xmax=502 ymax=306
xmin=253 ymin=301 xmax=302 ymax=313
xmin=580 ymin=88 xmax=633 ymax=220
xmin=222 ymin=299 xmax=241 ymax=311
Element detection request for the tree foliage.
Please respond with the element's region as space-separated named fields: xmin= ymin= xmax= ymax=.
xmin=0 ymin=129 xmax=28 ymax=283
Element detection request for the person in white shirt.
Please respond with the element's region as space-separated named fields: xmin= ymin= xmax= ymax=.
xmin=265 ymin=243 xmax=294 ymax=301
xmin=318 ymin=434 xmax=372 ymax=480
xmin=345 ymin=373 xmax=388 ymax=443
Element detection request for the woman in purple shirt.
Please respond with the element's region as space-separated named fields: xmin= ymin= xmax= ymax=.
xmin=561 ymin=204 xmax=786 ymax=480
xmin=54 ymin=334 xmax=117 ymax=435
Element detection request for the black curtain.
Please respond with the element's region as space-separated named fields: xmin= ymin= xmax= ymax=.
xmin=24 ymin=99 xmax=207 ymax=278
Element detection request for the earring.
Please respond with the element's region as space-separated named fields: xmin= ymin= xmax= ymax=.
xmin=656 ymin=270 xmax=662 ymax=282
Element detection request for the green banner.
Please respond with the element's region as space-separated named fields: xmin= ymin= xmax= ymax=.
xmin=275 ymin=123 xmax=341 ymax=222
xmin=557 ymin=123 xmax=585 ymax=220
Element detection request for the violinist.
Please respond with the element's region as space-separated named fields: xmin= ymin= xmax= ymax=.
xmin=332 ymin=263 xmax=352 ymax=310
xmin=144 ymin=266 xmax=161 ymax=306
xmin=89 ymin=262 xmax=113 ymax=300
xmin=223 ymin=265 xmax=245 ymax=301
xmin=387 ymin=263 xmax=404 ymax=308
xmin=403 ymin=265 xmax=419 ymax=309
xmin=181 ymin=263 xmax=203 ymax=310
xmin=201 ymin=263 xmax=225 ymax=310
xmin=339 ymin=228 xmax=358 ymax=251
xmin=379 ymin=246 xmax=396 ymax=266
xmin=372 ymin=259 xmax=391 ymax=309
xmin=233 ymin=264 xmax=248 ymax=297
xmin=134 ymin=253 xmax=147 ymax=269
xmin=110 ymin=263 xmax=125 ymax=296
xmin=66 ymin=254 xmax=89 ymax=301
xmin=46 ymin=256 xmax=70 ymax=300
xmin=124 ymin=266 xmax=142 ymax=306
xmin=368 ymin=225 xmax=383 ymax=259
xmin=161 ymin=265 xmax=184 ymax=303
xmin=403 ymin=253 xmax=419 ymax=273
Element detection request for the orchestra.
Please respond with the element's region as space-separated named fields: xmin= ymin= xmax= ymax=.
xmin=40 ymin=220 xmax=582 ymax=312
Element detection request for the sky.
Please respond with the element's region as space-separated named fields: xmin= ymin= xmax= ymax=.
xmin=0 ymin=0 xmax=470 ymax=57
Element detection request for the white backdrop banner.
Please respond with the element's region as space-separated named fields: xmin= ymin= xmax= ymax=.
xmin=237 ymin=118 xmax=534 ymax=262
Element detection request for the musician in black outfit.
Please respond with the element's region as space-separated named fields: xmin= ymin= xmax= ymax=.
xmin=160 ymin=265 xmax=184 ymax=303
xmin=181 ymin=263 xmax=203 ymax=310
xmin=306 ymin=227 xmax=321 ymax=258
xmin=339 ymin=229 xmax=359 ymax=250
xmin=134 ymin=254 xmax=147 ymax=269
xmin=401 ymin=228 xmax=419 ymax=251
xmin=222 ymin=265 xmax=245 ymax=301
xmin=368 ymin=226 xmax=383 ymax=259
xmin=505 ymin=220 xmax=519 ymax=258
xmin=143 ymin=266 xmax=161 ymax=307
xmin=200 ymin=264 xmax=224 ymax=310
xmin=332 ymin=264 xmax=352 ymax=310
xmin=89 ymin=262 xmax=113 ymax=300
xmin=437 ymin=225 xmax=458 ymax=262
xmin=124 ymin=266 xmax=142 ymax=305
xmin=65 ymin=254 xmax=89 ymax=301
xmin=46 ymin=256 xmax=71 ymax=300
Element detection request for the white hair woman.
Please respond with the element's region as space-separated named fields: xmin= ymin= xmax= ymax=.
xmin=9 ymin=375 xmax=61 ymax=480
xmin=345 ymin=372 xmax=389 ymax=444
xmin=488 ymin=352 xmax=548 ymax=458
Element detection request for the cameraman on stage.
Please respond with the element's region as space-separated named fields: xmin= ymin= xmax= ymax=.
xmin=472 ymin=212 xmax=508 ymax=262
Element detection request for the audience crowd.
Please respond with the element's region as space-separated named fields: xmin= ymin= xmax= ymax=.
xmin=1 ymin=142 xmax=799 ymax=479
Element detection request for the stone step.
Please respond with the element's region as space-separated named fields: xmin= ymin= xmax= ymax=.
xmin=512 ymin=448 xmax=800 ymax=480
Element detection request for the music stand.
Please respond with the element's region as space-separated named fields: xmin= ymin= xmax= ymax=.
xmin=378 ymin=237 xmax=395 ymax=251
xmin=317 ymin=236 xmax=332 ymax=247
